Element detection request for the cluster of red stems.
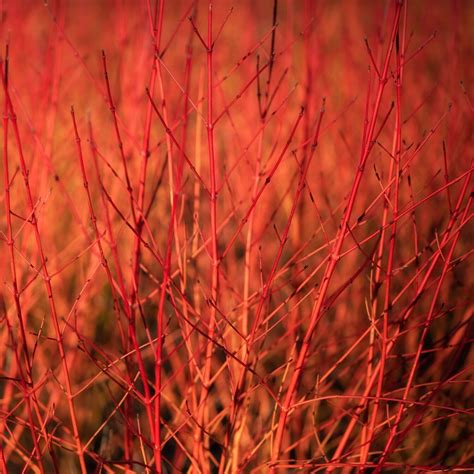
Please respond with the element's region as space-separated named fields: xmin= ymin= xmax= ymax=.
xmin=0 ymin=0 xmax=472 ymax=472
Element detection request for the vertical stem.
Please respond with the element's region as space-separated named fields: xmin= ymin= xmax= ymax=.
xmin=195 ymin=2 xmax=219 ymax=467
xmin=361 ymin=7 xmax=406 ymax=468
xmin=0 ymin=62 xmax=87 ymax=474
xmin=132 ymin=1 xmax=165 ymax=465
xmin=271 ymin=2 xmax=402 ymax=467
xmin=2 ymin=53 xmax=47 ymax=474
